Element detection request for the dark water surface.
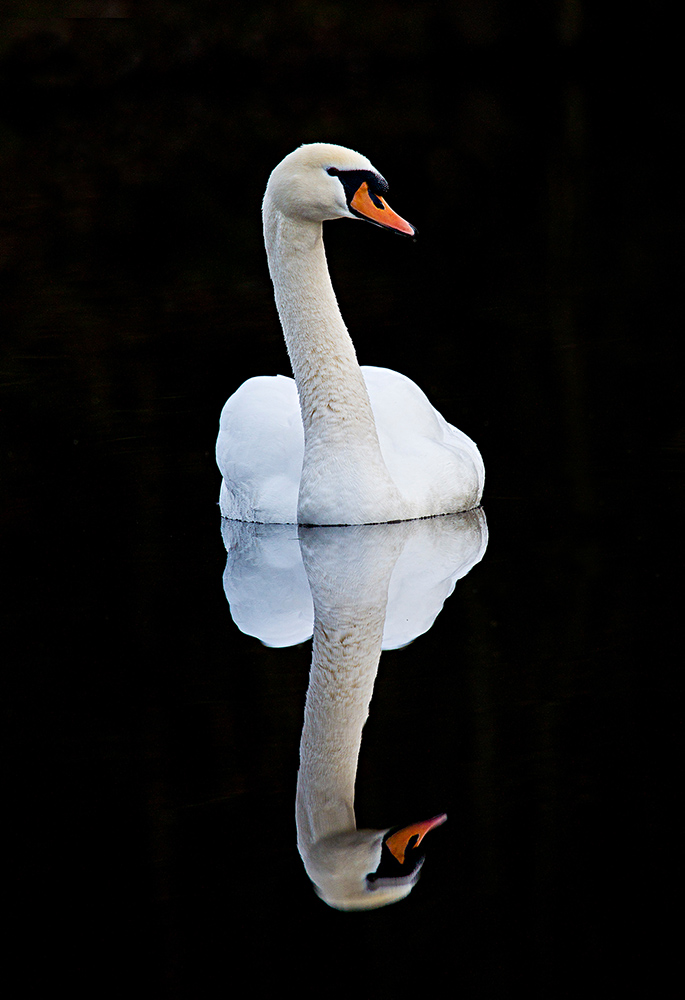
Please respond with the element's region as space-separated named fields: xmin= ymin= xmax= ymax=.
xmin=1 ymin=11 xmax=680 ymax=999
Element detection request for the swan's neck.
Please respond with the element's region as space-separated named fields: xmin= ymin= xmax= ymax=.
xmin=295 ymin=586 xmax=385 ymax=848
xmin=263 ymin=206 xmax=404 ymax=523
xmin=295 ymin=527 xmax=402 ymax=853
xmin=296 ymin=625 xmax=381 ymax=845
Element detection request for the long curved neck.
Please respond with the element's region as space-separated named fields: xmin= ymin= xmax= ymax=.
xmin=263 ymin=203 xmax=403 ymax=523
xmin=295 ymin=526 xmax=402 ymax=853
xmin=296 ymin=619 xmax=381 ymax=846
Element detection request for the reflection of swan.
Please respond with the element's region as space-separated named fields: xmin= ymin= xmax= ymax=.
xmin=294 ymin=522 xmax=465 ymax=909
xmin=220 ymin=509 xmax=488 ymax=649
xmin=221 ymin=514 xmax=487 ymax=907
xmin=216 ymin=142 xmax=484 ymax=525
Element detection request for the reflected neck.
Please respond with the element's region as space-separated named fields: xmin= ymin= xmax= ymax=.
xmin=295 ymin=527 xmax=402 ymax=849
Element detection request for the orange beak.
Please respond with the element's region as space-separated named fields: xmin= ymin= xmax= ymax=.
xmin=385 ymin=813 xmax=447 ymax=864
xmin=350 ymin=181 xmax=416 ymax=236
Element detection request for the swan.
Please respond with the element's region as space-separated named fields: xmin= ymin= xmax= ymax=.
xmin=295 ymin=523 xmax=449 ymax=909
xmin=217 ymin=142 xmax=484 ymax=525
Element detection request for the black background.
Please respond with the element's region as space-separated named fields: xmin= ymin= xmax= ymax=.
xmin=1 ymin=6 xmax=680 ymax=998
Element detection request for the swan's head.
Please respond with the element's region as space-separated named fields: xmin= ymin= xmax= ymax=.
xmin=302 ymin=814 xmax=447 ymax=911
xmin=263 ymin=142 xmax=416 ymax=236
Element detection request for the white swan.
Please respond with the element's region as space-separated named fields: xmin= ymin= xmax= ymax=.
xmin=217 ymin=142 xmax=484 ymax=525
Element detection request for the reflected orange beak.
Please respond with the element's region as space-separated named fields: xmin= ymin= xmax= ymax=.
xmin=350 ymin=181 xmax=416 ymax=236
xmin=385 ymin=813 xmax=447 ymax=864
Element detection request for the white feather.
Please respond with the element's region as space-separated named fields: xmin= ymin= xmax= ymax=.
xmin=217 ymin=143 xmax=484 ymax=524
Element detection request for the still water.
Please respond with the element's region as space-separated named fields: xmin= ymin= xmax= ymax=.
xmin=2 ymin=15 xmax=679 ymax=999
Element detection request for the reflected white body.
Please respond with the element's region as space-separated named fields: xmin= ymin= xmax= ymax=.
xmin=217 ymin=143 xmax=484 ymax=525
xmin=220 ymin=509 xmax=488 ymax=649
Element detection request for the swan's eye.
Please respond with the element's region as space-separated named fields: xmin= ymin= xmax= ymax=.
xmin=368 ymin=188 xmax=384 ymax=210
xmin=326 ymin=166 xmax=340 ymax=176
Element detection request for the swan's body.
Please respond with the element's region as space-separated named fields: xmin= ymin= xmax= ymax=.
xmin=217 ymin=142 xmax=484 ymax=525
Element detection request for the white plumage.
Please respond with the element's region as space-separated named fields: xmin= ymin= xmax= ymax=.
xmin=217 ymin=143 xmax=484 ymax=525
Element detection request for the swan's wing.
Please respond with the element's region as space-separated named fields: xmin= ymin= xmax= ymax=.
xmin=216 ymin=374 xmax=303 ymax=523
xmin=363 ymin=366 xmax=443 ymax=441
xmin=362 ymin=366 xmax=485 ymax=510
xmin=362 ymin=365 xmax=479 ymax=453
